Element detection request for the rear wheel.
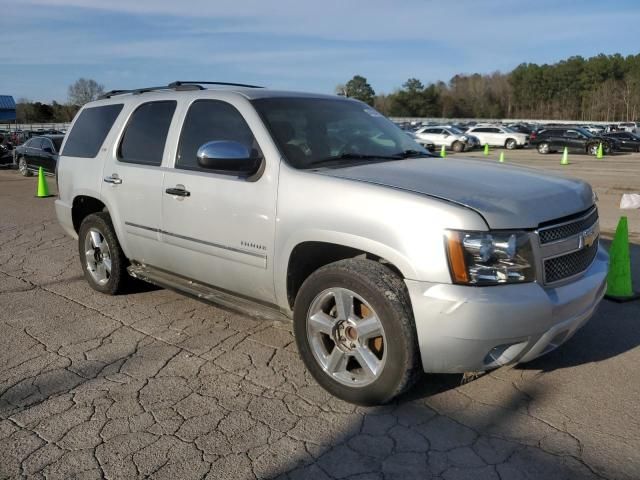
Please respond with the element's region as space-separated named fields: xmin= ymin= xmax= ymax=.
xmin=505 ymin=138 xmax=517 ymax=150
xmin=78 ymin=212 xmax=129 ymax=295
xmin=452 ymin=141 xmax=464 ymax=153
xmin=18 ymin=157 xmax=31 ymax=176
xmin=537 ymin=142 xmax=550 ymax=154
xmin=293 ymin=259 xmax=421 ymax=405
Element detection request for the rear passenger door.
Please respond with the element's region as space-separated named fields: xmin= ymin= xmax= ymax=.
xmin=100 ymin=100 xmax=177 ymax=266
xmin=40 ymin=138 xmax=57 ymax=173
xmin=159 ymin=98 xmax=279 ymax=304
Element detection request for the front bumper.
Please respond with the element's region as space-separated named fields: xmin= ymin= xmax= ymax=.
xmin=406 ymin=244 xmax=608 ymax=373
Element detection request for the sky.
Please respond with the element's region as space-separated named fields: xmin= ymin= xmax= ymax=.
xmin=2 ymin=0 xmax=640 ymax=103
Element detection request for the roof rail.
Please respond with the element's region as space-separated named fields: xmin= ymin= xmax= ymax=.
xmin=98 ymin=80 xmax=264 ymax=100
xmin=168 ymin=81 xmax=264 ymax=89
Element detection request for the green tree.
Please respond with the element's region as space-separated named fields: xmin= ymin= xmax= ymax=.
xmin=344 ymin=75 xmax=375 ymax=105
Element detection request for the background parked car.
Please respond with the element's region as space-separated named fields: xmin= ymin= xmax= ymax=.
xmin=618 ymin=122 xmax=638 ymax=133
xmin=13 ymin=134 xmax=63 ymax=176
xmin=414 ymin=125 xmax=477 ymax=152
xmin=531 ymin=128 xmax=617 ymax=155
xmin=603 ymin=131 xmax=640 ymax=152
xmin=465 ymin=125 xmax=528 ymax=149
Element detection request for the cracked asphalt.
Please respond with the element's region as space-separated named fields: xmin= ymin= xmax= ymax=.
xmin=1 ymin=168 xmax=639 ymax=480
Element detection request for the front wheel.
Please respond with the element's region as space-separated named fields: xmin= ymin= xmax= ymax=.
xmin=78 ymin=212 xmax=129 ymax=295
xmin=451 ymin=141 xmax=464 ymax=153
xmin=588 ymin=144 xmax=598 ymax=156
xmin=505 ymin=138 xmax=517 ymax=150
xmin=537 ymin=142 xmax=550 ymax=154
xmin=18 ymin=157 xmax=31 ymax=176
xmin=293 ymin=259 xmax=421 ymax=405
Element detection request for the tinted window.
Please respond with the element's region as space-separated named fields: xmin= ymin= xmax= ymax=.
xmin=118 ymin=101 xmax=176 ymax=166
xmin=41 ymin=138 xmax=54 ymax=151
xmin=425 ymin=128 xmax=443 ymax=134
xmin=472 ymin=128 xmax=490 ymax=133
xmin=63 ymin=104 xmax=123 ymax=158
xmin=489 ymin=128 xmax=501 ymax=133
xmin=29 ymin=138 xmax=43 ymax=149
xmin=51 ymin=137 xmax=63 ymax=151
xmin=177 ymin=100 xmax=259 ymax=171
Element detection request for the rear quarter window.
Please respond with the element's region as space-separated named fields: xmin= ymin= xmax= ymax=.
xmin=62 ymin=104 xmax=124 ymax=158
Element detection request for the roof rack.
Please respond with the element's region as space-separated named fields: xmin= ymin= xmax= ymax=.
xmin=99 ymin=80 xmax=264 ymax=99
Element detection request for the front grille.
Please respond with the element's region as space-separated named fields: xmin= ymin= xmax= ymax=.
xmin=539 ymin=208 xmax=598 ymax=244
xmin=544 ymin=241 xmax=598 ymax=283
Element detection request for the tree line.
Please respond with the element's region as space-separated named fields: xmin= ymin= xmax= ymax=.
xmin=340 ymin=53 xmax=640 ymax=121
xmin=11 ymin=54 xmax=640 ymax=123
xmin=13 ymin=78 xmax=104 ymax=123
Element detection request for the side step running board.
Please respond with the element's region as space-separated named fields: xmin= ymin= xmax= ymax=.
xmin=127 ymin=264 xmax=290 ymax=323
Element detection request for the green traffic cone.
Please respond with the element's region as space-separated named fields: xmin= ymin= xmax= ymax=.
xmin=440 ymin=145 xmax=446 ymax=158
xmin=560 ymin=147 xmax=569 ymax=165
xmin=483 ymin=144 xmax=489 ymax=156
xmin=499 ymin=151 xmax=505 ymax=163
xmin=37 ymin=167 xmax=50 ymax=198
xmin=596 ymin=143 xmax=603 ymax=159
xmin=605 ymin=216 xmax=639 ymax=302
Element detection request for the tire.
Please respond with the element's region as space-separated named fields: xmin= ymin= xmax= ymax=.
xmin=78 ymin=212 xmax=129 ymax=295
xmin=293 ymin=259 xmax=421 ymax=405
xmin=451 ymin=141 xmax=464 ymax=153
xmin=18 ymin=157 xmax=31 ymax=176
xmin=505 ymin=138 xmax=517 ymax=150
xmin=537 ymin=142 xmax=550 ymax=154
xmin=587 ymin=144 xmax=598 ymax=156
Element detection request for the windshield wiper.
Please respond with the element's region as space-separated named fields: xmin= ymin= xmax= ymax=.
xmin=392 ymin=149 xmax=432 ymax=158
xmin=309 ymin=153 xmax=401 ymax=167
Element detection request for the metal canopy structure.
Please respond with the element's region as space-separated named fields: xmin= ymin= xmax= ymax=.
xmin=0 ymin=95 xmax=16 ymax=121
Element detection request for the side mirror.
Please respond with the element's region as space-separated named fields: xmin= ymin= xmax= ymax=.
xmin=196 ymin=141 xmax=260 ymax=176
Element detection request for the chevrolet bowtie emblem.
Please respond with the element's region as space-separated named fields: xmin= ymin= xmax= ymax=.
xmin=579 ymin=225 xmax=598 ymax=248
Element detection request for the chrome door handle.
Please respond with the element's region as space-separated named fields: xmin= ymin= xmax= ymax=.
xmin=165 ymin=186 xmax=191 ymax=197
xmin=103 ymin=175 xmax=122 ymax=185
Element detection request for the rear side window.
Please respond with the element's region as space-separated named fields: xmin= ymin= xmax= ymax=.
xmin=62 ymin=104 xmax=123 ymax=158
xmin=118 ymin=101 xmax=177 ymax=166
xmin=176 ymin=100 xmax=258 ymax=171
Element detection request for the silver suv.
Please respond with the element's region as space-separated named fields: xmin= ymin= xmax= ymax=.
xmin=55 ymin=81 xmax=608 ymax=405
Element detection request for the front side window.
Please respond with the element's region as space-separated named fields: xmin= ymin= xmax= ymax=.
xmin=118 ymin=101 xmax=176 ymax=166
xmin=176 ymin=100 xmax=260 ymax=171
xmin=63 ymin=104 xmax=123 ymax=158
xmin=252 ymin=97 xmax=428 ymax=169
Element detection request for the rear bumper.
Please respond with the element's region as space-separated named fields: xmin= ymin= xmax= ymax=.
xmin=406 ymin=244 xmax=608 ymax=373
xmin=55 ymin=199 xmax=78 ymax=240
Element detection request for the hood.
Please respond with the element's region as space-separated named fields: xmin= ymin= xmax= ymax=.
xmin=318 ymin=157 xmax=593 ymax=229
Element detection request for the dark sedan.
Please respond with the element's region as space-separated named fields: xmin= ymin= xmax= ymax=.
xmin=13 ymin=135 xmax=64 ymax=176
xmin=603 ymin=131 xmax=640 ymax=152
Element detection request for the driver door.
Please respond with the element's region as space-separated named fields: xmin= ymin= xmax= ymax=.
xmin=159 ymin=98 xmax=279 ymax=304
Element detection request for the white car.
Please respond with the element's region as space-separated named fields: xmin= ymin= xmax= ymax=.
xmin=618 ymin=122 xmax=638 ymax=133
xmin=466 ymin=125 xmax=529 ymax=150
xmin=414 ymin=125 xmax=477 ymax=152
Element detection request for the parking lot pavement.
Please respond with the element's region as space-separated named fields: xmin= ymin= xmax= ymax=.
xmin=1 ymin=169 xmax=639 ymax=480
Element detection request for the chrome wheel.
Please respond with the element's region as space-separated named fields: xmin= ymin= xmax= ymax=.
xmin=84 ymin=228 xmax=112 ymax=286
xmin=537 ymin=143 xmax=550 ymax=154
xmin=306 ymin=287 xmax=386 ymax=387
xmin=18 ymin=157 xmax=29 ymax=176
xmin=506 ymin=139 xmax=517 ymax=150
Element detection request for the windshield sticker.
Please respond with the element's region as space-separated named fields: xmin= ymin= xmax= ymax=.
xmin=364 ymin=108 xmax=383 ymax=117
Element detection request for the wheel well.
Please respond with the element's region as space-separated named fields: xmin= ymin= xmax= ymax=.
xmin=286 ymin=241 xmax=402 ymax=309
xmin=72 ymin=196 xmax=107 ymax=233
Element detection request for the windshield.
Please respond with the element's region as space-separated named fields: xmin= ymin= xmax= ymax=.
xmin=252 ymin=97 xmax=430 ymax=169
xmin=501 ymin=126 xmax=516 ymax=133
xmin=576 ymin=128 xmax=594 ymax=138
xmin=448 ymin=127 xmax=464 ymax=135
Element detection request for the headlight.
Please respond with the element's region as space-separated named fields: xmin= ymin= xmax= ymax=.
xmin=445 ymin=230 xmax=535 ymax=285
xmin=460 ymin=135 xmax=468 ymax=141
